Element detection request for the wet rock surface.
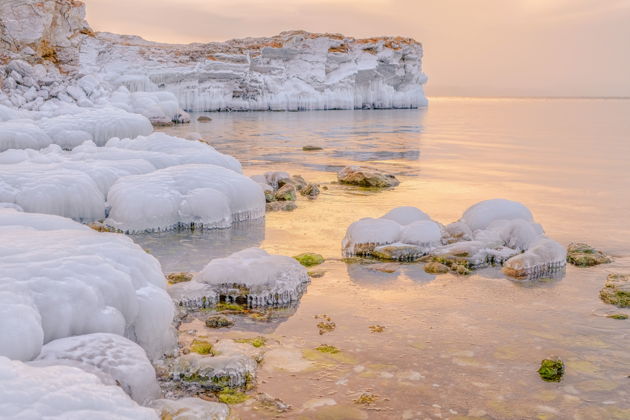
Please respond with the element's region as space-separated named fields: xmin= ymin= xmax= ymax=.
xmin=600 ymin=273 xmax=630 ymax=307
xmin=337 ymin=165 xmax=400 ymax=188
xmin=567 ymin=242 xmax=611 ymax=267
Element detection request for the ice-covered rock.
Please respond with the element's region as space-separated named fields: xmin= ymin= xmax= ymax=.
xmin=169 ymin=248 xmax=310 ymax=308
xmin=0 ymin=209 xmax=176 ymax=361
xmin=35 ymin=333 xmax=160 ymax=404
xmin=502 ymin=238 xmax=567 ymax=278
xmin=172 ymin=352 xmax=257 ymax=390
xmin=0 ymin=356 xmax=158 ymax=419
xmin=81 ymin=30 xmax=427 ymax=112
xmin=460 ymin=199 xmax=534 ymax=232
xmin=105 ymin=164 xmax=264 ymax=233
xmin=150 ymin=398 xmax=229 ymax=420
xmin=342 ymin=207 xmax=441 ymax=258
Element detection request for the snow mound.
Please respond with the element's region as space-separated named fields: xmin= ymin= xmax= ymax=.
xmin=342 ymin=207 xmax=442 ymax=258
xmin=0 ymin=210 xmax=176 ymax=361
xmin=0 ymin=356 xmax=158 ymax=420
xmin=169 ymin=248 xmax=310 ymax=308
xmin=105 ymin=164 xmax=265 ymax=233
xmin=35 ymin=333 xmax=160 ymax=404
xmin=461 ymin=199 xmax=533 ymax=232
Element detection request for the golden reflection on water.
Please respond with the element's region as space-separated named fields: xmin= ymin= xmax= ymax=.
xmin=152 ymin=98 xmax=630 ymax=419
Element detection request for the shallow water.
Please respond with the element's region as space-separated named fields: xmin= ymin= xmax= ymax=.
xmin=142 ymin=98 xmax=630 ymax=419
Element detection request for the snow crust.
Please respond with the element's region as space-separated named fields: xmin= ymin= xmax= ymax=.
xmin=0 ymin=209 xmax=176 ymax=361
xmin=35 ymin=333 xmax=160 ymax=404
xmin=0 ymin=356 xmax=158 ymax=420
xmin=170 ymin=248 xmax=310 ymax=308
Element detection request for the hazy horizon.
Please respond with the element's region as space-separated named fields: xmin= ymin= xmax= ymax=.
xmin=85 ymin=0 xmax=630 ymax=98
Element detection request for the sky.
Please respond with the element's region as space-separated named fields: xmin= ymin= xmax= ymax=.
xmin=85 ymin=0 xmax=630 ymax=97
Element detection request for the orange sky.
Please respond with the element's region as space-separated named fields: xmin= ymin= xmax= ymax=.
xmin=85 ymin=0 xmax=630 ymax=97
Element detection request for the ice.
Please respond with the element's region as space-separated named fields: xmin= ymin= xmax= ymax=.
xmin=149 ymin=398 xmax=228 ymax=420
xmin=460 ymin=199 xmax=534 ymax=232
xmin=0 ymin=133 xmax=244 ymax=221
xmin=0 ymin=356 xmax=158 ymax=420
xmin=169 ymin=248 xmax=310 ymax=308
xmin=0 ymin=210 xmax=176 ymax=361
xmin=172 ymin=352 xmax=257 ymax=390
xmin=105 ymin=164 xmax=265 ymax=233
xmin=342 ymin=207 xmax=441 ymax=258
xmin=503 ymin=238 xmax=567 ymax=278
xmin=35 ymin=333 xmax=160 ymax=404
xmin=0 ymin=120 xmax=51 ymax=152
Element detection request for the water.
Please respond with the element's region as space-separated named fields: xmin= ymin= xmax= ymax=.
xmin=145 ymin=98 xmax=630 ymax=419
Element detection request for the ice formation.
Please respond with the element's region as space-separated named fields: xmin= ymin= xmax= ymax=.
xmin=35 ymin=333 xmax=160 ymax=404
xmin=0 ymin=357 xmax=158 ymax=420
xmin=169 ymin=248 xmax=310 ymax=308
xmin=0 ymin=209 xmax=176 ymax=361
xmin=0 ymin=133 xmax=243 ymax=221
xmin=150 ymin=398 xmax=229 ymax=420
xmin=172 ymin=352 xmax=257 ymax=390
xmin=342 ymin=207 xmax=442 ymax=258
xmin=105 ymin=164 xmax=265 ymax=233
xmin=342 ymin=200 xmax=567 ymax=278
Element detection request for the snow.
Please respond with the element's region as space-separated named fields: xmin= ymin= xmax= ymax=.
xmin=0 ymin=356 xmax=158 ymax=420
xmin=169 ymin=247 xmax=310 ymax=308
xmin=35 ymin=333 xmax=160 ymax=404
xmin=461 ymin=199 xmax=534 ymax=232
xmin=0 ymin=209 xmax=176 ymax=361
xmin=105 ymin=164 xmax=265 ymax=233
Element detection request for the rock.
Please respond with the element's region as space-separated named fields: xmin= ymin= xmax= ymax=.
xmin=337 ymin=165 xmax=400 ymax=188
xmin=206 ymin=315 xmax=234 ymax=329
xmin=173 ymin=353 xmax=257 ymax=390
xmin=150 ymin=398 xmax=229 ymax=420
xmin=301 ymin=183 xmax=320 ymax=198
xmin=302 ymin=145 xmax=323 ymax=151
xmin=293 ymin=253 xmax=325 ymax=267
xmin=424 ymin=261 xmax=449 ymax=274
xmin=372 ymin=243 xmax=425 ymax=261
xmin=307 ymin=269 xmax=326 ymax=278
xmin=567 ymin=243 xmax=611 ymax=266
xmin=264 ymin=189 xmax=276 ymax=203
xmin=266 ymin=201 xmax=297 ymax=212
xmin=538 ymin=359 xmax=564 ymax=382
xmin=167 ymin=272 xmax=193 ymax=284
xmin=278 ymin=175 xmax=307 ymax=191
xmin=275 ymin=184 xmax=297 ymax=201
xmin=197 ymin=116 xmax=212 ymax=122
xmin=599 ymin=274 xmax=630 ymax=308
xmin=257 ymin=392 xmax=291 ymax=413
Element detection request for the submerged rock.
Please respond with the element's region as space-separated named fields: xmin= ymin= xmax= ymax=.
xmin=293 ymin=253 xmax=325 ymax=267
xmin=337 ymin=165 xmax=400 ymax=188
xmin=206 ymin=315 xmax=234 ymax=329
xmin=303 ymin=145 xmax=323 ymax=151
xmin=372 ymin=243 xmax=426 ymax=261
xmin=167 ymin=272 xmax=193 ymax=284
xmin=266 ymin=201 xmax=298 ymax=212
xmin=424 ymin=261 xmax=450 ymax=274
xmin=538 ymin=359 xmax=564 ymax=382
xmin=197 ymin=116 xmax=213 ymax=123
xmin=600 ymin=274 xmax=630 ymax=308
xmin=567 ymin=243 xmax=611 ymax=267
xmin=150 ymin=398 xmax=228 ymax=420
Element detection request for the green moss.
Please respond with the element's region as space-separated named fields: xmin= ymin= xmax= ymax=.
xmin=166 ymin=272 xmax=192 ymax=284
xmin=600 ymin=274 xmax=630 ymax=308
xmin=369 ymin=325 xmax=385 ymax=333
xmin=538 ymin=359 xmax=564 ymax=382
xmin=211 ymin=376 xmax=232 ymax=388
xmin=215 ymin=302 xmax=247 ymax=313
xmin=567 ymin=243 xmax=611 ymax=267
xmin=315 ymin=344 xmax=340 ymax=354
xmin=606 ymin=313 xmax=628 ymax=320
xmin=217 ymin=388 xmax=249 ymax=404
xmin=180 ymin=372 xmax=210 ymax=383
xmin=205 ymin=315 xmax=234 ymax=328
xmin=189 ymin=339 xmax=214 ymax=355
xmin=293 ymin=253 xmax=325 ymax=267
xmin=354 ymin=393 xmax=378 ymax=405
xmin=235 ymin=336 xmax=267 ymax=347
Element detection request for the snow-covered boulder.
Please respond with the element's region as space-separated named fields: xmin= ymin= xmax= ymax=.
xmin=169 ymin=248 xmax=310 ymax=308
xmin=105 ymin=164 xmax=265 ymax=233
xmin=502 ymin=238 xmax=567 ymax=278
xmin=342 ymin=207 xmax=442 ymax=258
xmin=0 ymin=209 xmax=176 ymax=361
xmin=35 ymin=333 xmax=160 ymax=404
xmin=0 ymin=356 xmax=158 ymax=419
xmin=460 ymin=199 xmax=534 ymax=232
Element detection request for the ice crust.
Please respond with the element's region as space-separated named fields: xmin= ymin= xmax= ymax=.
xmin=105 ymin=164 xmax=265 ymax=233
xmin=35 ymin=333 xmax=161 ymax=404
xmin=342 ymin=200 xmax=566 ymax=278
xmin=0 ymin=209 xmax=176 ymax=361
xmin=0 ymin=356 xmax=158 ymax=420
xmin=150 ymin=398 xmax=229 ymax=420
xmin=169 ymin=248 xmax=310 ymax=308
